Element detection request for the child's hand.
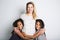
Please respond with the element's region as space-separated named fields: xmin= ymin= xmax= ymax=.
xmin=22 ymin=32 xmax=34 ymax=39
xmin=22 ymin=32 xmax=27 ymax=37
xmin=40 ymin=28 xmax=45 ymax=34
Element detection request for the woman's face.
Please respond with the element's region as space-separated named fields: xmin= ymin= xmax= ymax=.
xmin=17 ymin=22 xmax=23 ymax=30
xmin=36 ymin=22 xmax=41 ymax=29
xmin=27 ymin=4 xmax=34 ymax=13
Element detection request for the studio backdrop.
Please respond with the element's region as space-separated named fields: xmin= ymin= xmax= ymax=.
xmin=0 ymin=0 xmax=60 ymax=40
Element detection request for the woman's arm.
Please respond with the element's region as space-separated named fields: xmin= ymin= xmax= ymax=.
xmin=13 ymin=27 xmax=30 ymax=40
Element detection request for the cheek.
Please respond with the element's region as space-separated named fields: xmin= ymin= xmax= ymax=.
xmin=36 ymin=25 xmax=40 ymax=28
xmin=21 ymin=24 xmax=23 ymax=26
xmin=19 ymin=26 xmax=22 ymax=28
xmin=36 ymin=25 xmax=37 ymax=27
xmin=27 ymin=8 xmax=30 ymax=12
xmin=30 ymin=7 xmax=34 ymax=11
xmin=21 ymin=25 xmax=23 ymax=28
xmin=27 ymin=8 xmax=29 ymax=10
xmin=36 ymin=25 xmax=38 ymax=28
xmin=28 ymin=7 xmax=34 ymax=11
xmin=31 ymin=7 xmax=34 ymax=10
xmin=36 ymin=25 xmax=38 ymax=27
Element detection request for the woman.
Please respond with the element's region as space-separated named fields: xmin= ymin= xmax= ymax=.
xmin=14 ymin=2 xmax=45 ymax=40
xmin=20 ymin=1 xmax=37 ymax=35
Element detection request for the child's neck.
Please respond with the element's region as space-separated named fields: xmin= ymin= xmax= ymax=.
xmin=17 ymin=27 xmax=20 ymax=30
xmin=37 ymin=28 xmax=40 ymax=30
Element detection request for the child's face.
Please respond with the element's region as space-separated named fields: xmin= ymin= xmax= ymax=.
xmin=36 ymin=22 xmax=41 ymax=29
xmin=17 ymin=21 xmax=23 ymax=30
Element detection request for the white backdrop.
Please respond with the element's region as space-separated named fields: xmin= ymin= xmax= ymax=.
xmin=0 ymin=0 xmax=60 ymax=40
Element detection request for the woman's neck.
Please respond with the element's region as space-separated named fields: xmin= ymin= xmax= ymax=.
xmin=26 ymin=13 xmax=32 ymax=16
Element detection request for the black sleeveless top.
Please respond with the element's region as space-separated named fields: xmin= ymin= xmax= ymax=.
xmin=9 ymin=30 xmax=23 ymax=40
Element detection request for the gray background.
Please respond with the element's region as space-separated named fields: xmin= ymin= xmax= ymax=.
xmin=0 ymin=0 xmax=60 ymax=40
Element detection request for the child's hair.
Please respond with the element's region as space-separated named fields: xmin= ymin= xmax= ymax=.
xmin=35 ymin=19 xmax=45 ymax=28
xmin=13 ymin=18 xmax=24 ymax=27
xmin=35 ymin=19 xmax=46 ymax=36
xmin=12 ymin=18 xmax=24 ymax=34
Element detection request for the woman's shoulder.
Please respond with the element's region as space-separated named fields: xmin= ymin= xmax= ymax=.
xmin=35 ymin=16 xmax=40 ymax=20
xmin=20 ymin=13 xmax=27 ymax=18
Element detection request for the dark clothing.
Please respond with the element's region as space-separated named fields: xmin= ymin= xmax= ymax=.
xmin=9 ymin=31 xmax=23 ymax=40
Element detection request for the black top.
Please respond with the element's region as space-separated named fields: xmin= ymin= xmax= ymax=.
xmin=9 ymin=30 xmax=23 ymax=40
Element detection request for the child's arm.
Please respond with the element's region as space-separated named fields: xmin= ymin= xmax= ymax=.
xmin=22 ymin=28 xmax=45 ymax=39
xmin=33 ymin=28 xmax=45 ymax=38
xmin=13 ymin=27 xmax=30 ymax=40
xmin=22 ymin=32 xmax=33 ymax=38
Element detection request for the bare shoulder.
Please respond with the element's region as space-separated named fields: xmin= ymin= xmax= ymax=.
xmin=40 ymin=28 xmax=45 ymax=31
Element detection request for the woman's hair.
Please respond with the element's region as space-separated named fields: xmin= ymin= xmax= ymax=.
xmin=26 ymin=1 xmax=37 ymax=19
xmin=13 ymin=18 xmax=24 ymax=27
xmin=35 ymin=19 xmax=45 ymax=28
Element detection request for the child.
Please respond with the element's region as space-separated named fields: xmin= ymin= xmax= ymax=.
xmin=35 ymin=19 xmax=46 ymax=40
xmin=9 ymin=18 xmax=29 ymax=40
